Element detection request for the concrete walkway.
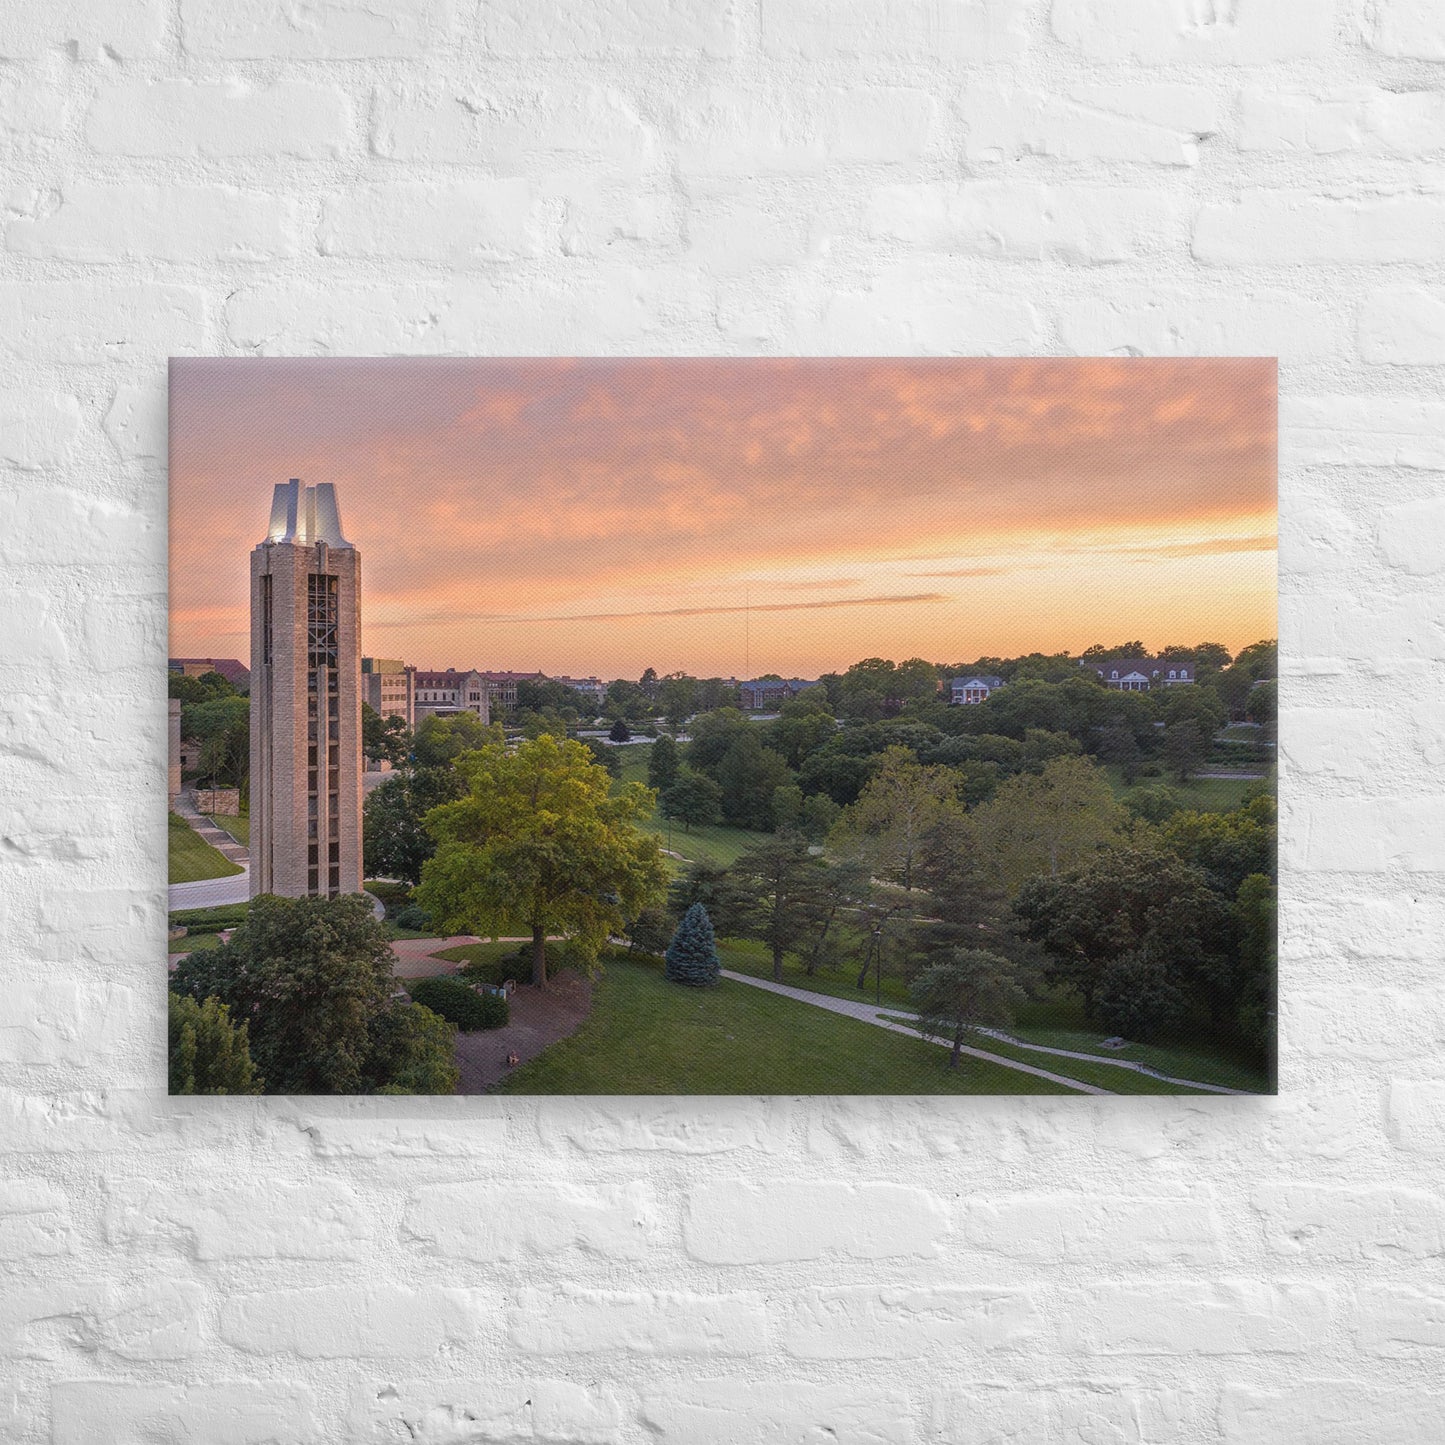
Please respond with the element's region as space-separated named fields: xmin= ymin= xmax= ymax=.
xmin=169 ymin=792 xmax=252 ymax=911
xmin=719 ymin=970 xmax=1109 ymax=1095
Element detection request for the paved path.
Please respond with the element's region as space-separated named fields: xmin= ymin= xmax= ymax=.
xmin=719 ymin=970 xmax=1109 ymax=1094
xmin=169 ymin=869 xmax=251 ymax=910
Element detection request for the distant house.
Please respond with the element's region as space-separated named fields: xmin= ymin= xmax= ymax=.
xmin=739 ymin=678 xmax=820 ymax=711
xmin=169 ymin=656 xmax=251 ymax=691
xmin=949 ymin=675 xmax=1004 ymax=705
xmin=552 ymin=675 xmax=608 ymax=705
xmin=1084 ymin=656 xmax=1195 ymax=691
xmin=412 ymin=668 xmax=491 ymax=724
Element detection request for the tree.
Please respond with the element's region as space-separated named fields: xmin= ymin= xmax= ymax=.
xmin=582 ymin=737 xmax=622 ymax=778
xmin=661 ymin=768 xmax=723 ymax=832
xmin=764 ymin=696 xmax=838 ymax=769
xmin=971 ymin=755 xmax=1126 ymax=894
xmin=417 ymin=734 xmax=667 ymax=987
xmin=1163 ymin=718 xmax=1208 ymax=782
xmin=413 ymin=712 xmax=495 ymax=769
xmin=184 ymin=694 xmax=250 ymax=790
xmin=171 ymin=894 xmax=398 ymax=1095
xmin=800 ymin=792 xmax=842 ymax=842
xmin=1234 ymin=872 xmax=1277 ymax=1076
xmin=772 ymin=782 xmax=805 ymax=834
xmin=1162 ymin=794 xmax=1276 ymax=895
xmin=715 ymin=731 xmax=792 ymax=830
xmin=1015 ymin=846 xmax=1232 ymax=1025
xmin=364 ymin=765 xmax=467 ymax=884
xmin=668 ymin=860 xmax=753 ymax=939
xmin=1245 ymin=679 xmax=1277 ymax=733
xmin=909 ymin=812 xmax=1009 ymax=961
xmin=609 ymin=717 xmax=632 ymax=743
xmin=686 ymin=707 xmax=753 ymax=775
xmin=657 ymin=674 xmax=699 ymax=729
xmin=362 ymin=1002 xmax=459 ymax=1094
xmin=910 ymin=949 xmax=1022 ymax=1070
xmin=729 ymin=833 xmax=822 ymax=982
xmin=170 ymin=668 xmax=240 ymax=706
xmin=648 ymin=734 xmax=680 ymax=792
xmin=625 ymin=906 xmax=673 ymax=956
xmin=1096 ymin=717 xmax=1143 ymax=784
xmin=516 ymin=677 xmax=587 ymax=718
xmin=829 ymin=745 xmax=962 ymax=891
xmin=362 ymin=703 xmax=410 ymax=768
xmin=168 ymin=992 xmax=261 ymax=1095
xmin=604 ymin=678 xmax=650 ymax=721
xmin=665 ymin=902 xmax=721 ymax=987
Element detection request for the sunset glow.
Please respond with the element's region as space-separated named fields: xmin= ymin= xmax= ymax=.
xmin=170 ymin=357 xmax=1276 ymax=676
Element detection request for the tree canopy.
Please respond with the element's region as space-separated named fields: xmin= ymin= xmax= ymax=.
xmin=417 ymin=733 xmax=668 ymax=986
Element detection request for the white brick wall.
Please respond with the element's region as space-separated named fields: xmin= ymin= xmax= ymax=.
xmin=1 ymin=1 xmax=1442 ymax=1440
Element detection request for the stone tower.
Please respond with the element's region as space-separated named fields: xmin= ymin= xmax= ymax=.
xmin=249 ymin=480 xmax=363 ymax=899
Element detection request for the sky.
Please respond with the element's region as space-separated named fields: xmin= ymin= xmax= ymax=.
xmin=169 ymin=357 xmax=1276 ymax=679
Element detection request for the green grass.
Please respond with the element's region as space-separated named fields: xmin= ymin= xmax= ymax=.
xmin=618 ymin=746 xmax=771 ymax=870
xmin=496 ymin=953 xmax=1076 ymax=1095
xmin=717 ymin=938 xmax=918 ymax=1009
xmin=169 ymin=930 xmax=226 ymax=955
xmin=1105 ymin=766 xmax=1271 ymax=814
xmin=207 ymin=812 xmax=250 ymax=847
xmin=168 ymin=810 xmax=243 ymax=884
xmin=1010 ymin=992 xmax=1270 ymax=1093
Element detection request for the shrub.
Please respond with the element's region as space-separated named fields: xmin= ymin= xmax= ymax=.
xmin=169 ymin=902 xmax=249 ymax=934
xmin=393 ymin=903 xmax=433 ymax=932
xmin=407 ymin=975 xmax=508 ymax=1030
xmin=665 ymin=902 xmax=721 ymax=987
xmin=365 ymin=879 xmax=414 ymax=916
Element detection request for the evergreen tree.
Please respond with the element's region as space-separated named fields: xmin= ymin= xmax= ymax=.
xmin=665 ymin=902 xmax=721 ymax=987
xmin=609 ymin=717 xmax=632 ymax=743
xmin=648 ymin=734 xmax=680 ymax=792
xmin=168 ymin=992 xmax=262 ymax=1095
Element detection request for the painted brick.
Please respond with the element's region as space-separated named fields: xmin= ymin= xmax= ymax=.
xmin=0 ymin=390 xmax=82 ymax=469
xmin=347 ymin=1378 xmax=623 ymax=1444
xmin=1059 ymin=1281 xmax=1333 ymax=1356
xmin=1 ymin=0 xmax=163 ymax=59
xmin=1221 ymin=1382 xmax=1445 ymax=1445
xmin=1297 ymin=795 xmax=1445 ymax=872
xmin=372 ymin=84 xmax=657 ymax=169
xmin=0 ymin=75 xmax=69 ymax=137
xmin=0 ymin=283 xmax=208 ymax=363
xmin=1195 ymin=192 xmax=1445 ymax=265
xmin=640 ymin=1379 xmax=913 ymax=1444
xmin=684 ymin=1179 xmax=949 ymax=1263
xmin=86 ymin=80 xmax=352 ymax=159
xmin=1253 ymin=1183 xmax=1445 ymax=1259
xmin=0 ymin=1179 xmax=72 ymax=1259
xmin=1355 ymin=1284 xmax=1445 ymax=1354
xmin=783 ymin=1285 xmax=1040 ymax=1359
xmin=7 ymin=184 xmax=307 ymax=264
xmin=1053 ymin=0 xmax=1333 ymax=64
xmin=761 ymin=0 xmax=1028 ymax=61
xmin=510 ymin=1286 xmax=767 ymax=1355
xmin=1366 ymin=1 xmax=1445 ymax=61
xmin=405 ymin=1180 xmax=658 ymax=1260
xmin=536 ymin=1098 xmax=791 ymax=1154
xmin=103 ymin=1177 xmax=380 ymax=1259
xmin=50 ymin=1382 xmax=321 ymax=1445
xmin=319 ymin=180 xmax=536 ymax=264
xmin=961 ymin=82 xmax=1220 ymax=166
xmin=1285 ymin=395 xmax=1445 ymax=469
xmin=1 ymin=977 xmax=137 ymax=1067
xmin=181 ymin=0 xmax=453 ymax=58
xmin=1360 ymin=287 xmax=1445 ymax=364
xmin=867 ymin=183 xmax=1186 ymax=264
xmin=1057 ymin=289 xmax=1332 ymax=360
xmin=1391 ymin=1079 xmax=1445 ymax=1152
xmin=1 ymin=1280 xmax=205 ymax=1360
xmin=103 ymin=385 xmax=166 ymax=464
xmin=279 ymin=1101 xmax=510 ymax=1160
xmin=961 ymin=1193 xmax=1223 ymax=1264
xmin=220 ymin=1284 xmax=486 ymax=1358
xmin=931 ymin=1384 xmax=1197 ymax=1443
xmin=482 ymin=0 xmax=736 ymax=58
xmin=1239 ymin=86 xmax=1445 ymax=155
xmin=0 ymin=489 xmax=158 ymax=569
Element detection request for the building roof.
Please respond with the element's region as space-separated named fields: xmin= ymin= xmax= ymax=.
xmin=951 ymin=675 xmax=1004 ymax=689
xmin=169 ymin=657 xmax=251 ymax=688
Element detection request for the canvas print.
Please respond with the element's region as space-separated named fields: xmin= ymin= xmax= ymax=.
xmin=168 ymin=357 xmax=1277 ymax=1097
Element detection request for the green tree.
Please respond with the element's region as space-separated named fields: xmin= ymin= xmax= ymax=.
xmin=364 ymin=765 xmax=467 ymax=885
xmin=362 ymin=1002 xmax=459 ymax=1094
xmin=908 ymin=813 xmax=1009 ymax=962
xmin=412 ymin=712 xmax=496 ymax=769
xmin=800 ymin=792 xmax=842 ymax=842
xmin=171 ymin=894 xmax=397 ymax=1095
xmin=1234 ymin=872 xmax=1277 ymax=1076
xmin=829 ymin=745 xmax=962 ymax=891
xmin=661 ymin=768 xmax=723 ymax=832
xmin=657 ymin=674 xmax=699 ymax=729
xmin=772 ymin=782 xmax=805 ymax=834
xmin=1096 ymin=716 xmax=1143 ymax=784
xmin=417 ymin=734 xmax=667 ymax=987
xmin=1162 ymin=794 xmax=1277 ymax=895
xmin=715 ymin=731 xmax=792 ymax=830
xmin=665 ymin=902 xmax=721 ymax=987
xmin=361 ymin=702 xmax=411 ymax=768
xmin=764 ymin=696 xmax=838 ymax=769
xmin=604 ymin=678 xmax=651 ymax=720
xmin=169 ymin=669 xmax=239 ymax=705
xmin=184 ymin=694 xmax=250 ymax=789
xmin=1245 ymin=678 xmax=1277 ymax=732
xmin=168 ymin=992 xmax=262 ymax=1095
xmin=609 ymin=717 xmax=632 ymax=743
xmin=582 ymin=737 xmax=622 ymax=778
xmin=686 ymin=707 xmax=753 ymax=776
xmin=729 ymin=833 xmax=822 ymax=982
xmin=648 ymin=734 xmax=680 ymax=792
xmin=668 ymin=860 xmax=753 ymax=938
xmin=1163 ymin=718 xmax=1208 ymax=782
xmin=910 ymin=949 xmax=1023 ymax=1070
xmin=971 ymin=755 xmax=1126 ymax=894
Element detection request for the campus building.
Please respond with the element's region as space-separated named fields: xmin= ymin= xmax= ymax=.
xmin=362 ymin=656 xmax=416 ymax=730
xmin=249 ymin=480 xmax=363 ymax=900
xmin=413 ymin=668 xmax=492 ymax=724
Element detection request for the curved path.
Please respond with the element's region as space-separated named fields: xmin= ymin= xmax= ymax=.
xmin=720 ymin=970 xmax=1109 ymax=1095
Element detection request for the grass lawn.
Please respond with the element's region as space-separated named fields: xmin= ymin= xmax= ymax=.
xmin=168 ymin=810 xmax=243 ymax=884
xmin=495 ymin=953 xmax=1076 ymax=1094
xmin=1010 ymin=992 xmax=1270 ymax=1092
xmin=1106 ymin=766 xmax=1270 ymax=814
xmin=207 ymin=812 xmax=249 ymax=847
xmin=617 ymin=745 xmax=770 ymax=870
xmin=717 ymin=937 xmax=917 ymax=1010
